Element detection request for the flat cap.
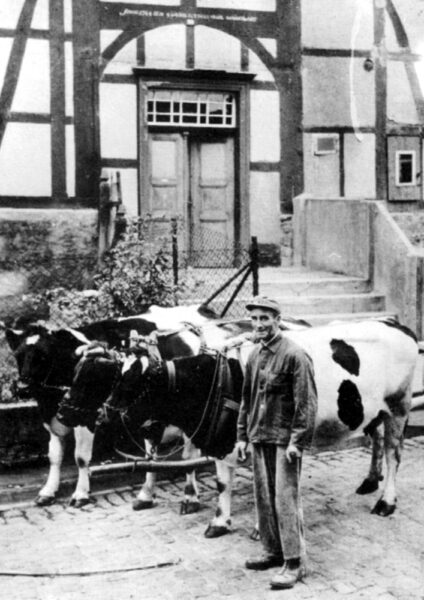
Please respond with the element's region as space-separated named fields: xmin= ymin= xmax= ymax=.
xmin=245 ymin=295 xmax=281 ymax=315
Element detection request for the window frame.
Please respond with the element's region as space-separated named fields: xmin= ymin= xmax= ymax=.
xmin=395 ymin=150 xmax=416 ymax=187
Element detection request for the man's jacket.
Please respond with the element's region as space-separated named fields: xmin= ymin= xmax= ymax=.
xmin=237 ymin=332 xmax=317 ymax=449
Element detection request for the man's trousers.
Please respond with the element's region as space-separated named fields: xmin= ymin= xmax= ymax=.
xmin=252 ymin=443 xmax=306 ymax=560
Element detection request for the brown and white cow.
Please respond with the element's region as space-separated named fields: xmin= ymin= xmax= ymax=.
xmin=101 ymin=317 xmax=418 ymax=537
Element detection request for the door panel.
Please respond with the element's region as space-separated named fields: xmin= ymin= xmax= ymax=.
xmin=148 ymin=134 xmax=185 ymax=219
xmin=190 ymin=137 xmax=234 ymax=266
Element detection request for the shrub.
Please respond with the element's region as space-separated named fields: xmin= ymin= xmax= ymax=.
xmin=94 ymin=217 xmax=179 ymax=317
xmin=1 ymin=216 xmax=183 ymax=401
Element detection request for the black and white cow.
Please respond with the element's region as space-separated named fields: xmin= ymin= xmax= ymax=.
xmin=4 ymin=305 xmax=225 ymax=507
xmin=51 ymin=315 xmax=308 ymax=512
xmin=5 ymin=305 xmax=261 ymax=509
xmin=101 ymin=317 xmax=418 ymax=537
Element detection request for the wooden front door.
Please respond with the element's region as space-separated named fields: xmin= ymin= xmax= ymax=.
xmin=189 ymin=136 xmax=234 ymax=266
xmin=146 ymin=132 xmax=235 ymax=266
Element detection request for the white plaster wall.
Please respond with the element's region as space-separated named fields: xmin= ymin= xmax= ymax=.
xmin=302 ymin=0 xmax=373 ymax=50
xmin=391 ymin=0 xmax=424 ymax=54
xmin=248 ymin=47 xmax=275 ymax=81
xmin=0 ymin=0 xmax=25 ymax=29
xmin=198 ymin=0 xmax=275 ymax=10
xmin=100 ymin=0 xmax=180 ymax=4
xmin=385 ymin=8 xmax=400 ymax=53
xmin=65 ymin=41 xmax=73 ymax=117
xmin=303 ymin=56 xmax=375 ymax=127
xmin=195 ymin=26 xmax=241 ymax=71
xmin=344 ymin=133 xmax=375 ymax=198
xmin=99 ymin=83 xmax=137 ymax=159
xmin=31 ymin=0 xmax=49 ymax=30
xmin=250 ymin=172 xmax=280 ymax=243
xmin=12 ymin=40 xmax=50 ymax=114
xmin=387 ymin=61 xmax=420 ymax=124
xmin=64 ymin=0 xmax=73 ymax=33
xmin=250 ymin=90 xmax=280 ymax=162
xmin=66 ymin=125 xmax=75 ymax=197
xmin=303 ymin=134 xmax=340 ymax=197
xmin=258 ymin=38 xmax=277 ymax=58
xmin=102 ymin=30 xmax=137 ymax=75
xmin=119 ymin=169 xmax=139 ymax=216
xmin=0 ymin=124 xmax=51 ymax=196
xmin=0 ymin=39 xmax=13 ymax=90
xmin=144 ymin=25 xmax=186 ymax=69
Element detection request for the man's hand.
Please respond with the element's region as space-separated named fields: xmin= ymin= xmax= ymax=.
xmin=235 ymin=441 xmax=249 ymax=462
xmin=286 ymin=443 xmax=302 ymax=463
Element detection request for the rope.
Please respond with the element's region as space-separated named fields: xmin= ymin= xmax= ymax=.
xmin=0 ymin=558 xmax=181 ymax=578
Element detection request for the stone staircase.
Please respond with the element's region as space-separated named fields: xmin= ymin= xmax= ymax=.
xmin=258 ymin=266 xmax=393 ymax=326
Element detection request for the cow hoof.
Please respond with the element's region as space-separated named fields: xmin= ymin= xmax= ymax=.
xmin=204 ymin=525 xmax=230 ymax=538
xmin=180 ymin=500 xmax=200 ymax=515
xmin=371 ymin=499 xmax=396 ymax=517
xmin=35 ymin=495 xmax=56 ymax=507
xmin=69 ymin=497 xmax=90 ymax=508
xmin=356 ymin=478 xmax=380 ymax=495
xmin=249 ymin=527 xmax=260 ymax=541
xmin=132 ymin=499 xmax=154 ymax=511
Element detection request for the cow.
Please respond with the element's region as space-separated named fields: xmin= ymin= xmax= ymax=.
xmin=4 ymin=305 xmax=222 ymax=508
xmin=54 ymin=315 xmax=309 ymax=512
xmin=99 ymin=317 xmax=418 ymax=538
xmin=4 ymin=306 xmax=260 ymax=509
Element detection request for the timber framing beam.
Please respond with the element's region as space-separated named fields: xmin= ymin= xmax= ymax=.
xmin=72 ymin=0 xmax=101 ymax=205
xmin=49 ymin=0 xmax=67 ymax=201
xmin=0 ymin=0 xmax=38 ymax=148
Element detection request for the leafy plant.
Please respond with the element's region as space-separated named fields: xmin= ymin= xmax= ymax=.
xmin=93 ymin=217 xmax=179 ymax=316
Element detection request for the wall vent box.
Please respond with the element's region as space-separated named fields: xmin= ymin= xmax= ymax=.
xmin=313 ymin=134 xmax=339 ymax=155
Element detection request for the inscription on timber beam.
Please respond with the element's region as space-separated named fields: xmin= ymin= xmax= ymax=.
xmin=118 ymin=8 xmax=258 ymax=23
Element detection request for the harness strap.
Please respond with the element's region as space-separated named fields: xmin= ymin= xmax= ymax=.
xmin=223 ymin=398 xmax=240 ymax=412
xmin=165 ymin=360 xmax=176 ymax=393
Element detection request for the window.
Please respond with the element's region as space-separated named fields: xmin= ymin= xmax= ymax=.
xmin=146 ymin=90 xmax=236 ymax=128
xmin=395 ymin=151 xmax=416 ymax=186
xmin=313 ymin=134 xmax=339 ymax=155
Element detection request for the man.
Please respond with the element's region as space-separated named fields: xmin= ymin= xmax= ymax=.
xmin=236 ymin=296 xmax=317 ymax=590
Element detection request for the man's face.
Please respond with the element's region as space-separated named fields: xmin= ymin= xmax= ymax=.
xmin=249 ymin=308 xmax=280 ymax=342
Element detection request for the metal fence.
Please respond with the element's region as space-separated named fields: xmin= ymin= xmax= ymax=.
xmin=171 ymin=220 xmax=259 ymax=318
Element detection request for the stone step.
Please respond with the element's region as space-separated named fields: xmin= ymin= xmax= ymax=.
xmin=259 ymin=270 xmax=371 ymax=296
xmin=271 ymin=292 xmax=385 ymax=315
xmin=291 ymin=310 xmax=396 ymax=327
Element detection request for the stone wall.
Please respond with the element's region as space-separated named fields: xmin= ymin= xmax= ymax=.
xmin=0 ymin=208 xmax=98 ymax=323
xmin=391 ymin=212 xmax=424 ymax=247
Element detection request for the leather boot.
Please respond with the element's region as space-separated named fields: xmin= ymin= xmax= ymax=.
xmin=245 ymin=552 xmax=284 ymax=570
xmin=270 ymin=563 xmax=306 ymax=589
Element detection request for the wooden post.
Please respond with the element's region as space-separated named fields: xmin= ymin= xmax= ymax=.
xmin=171 ymin=218 xmax=179 ymax=286
xmin=374 ymin=0 xmax=388 ymax=200
xmin=72 ymin=0 xmax=101 ymax=205
xmin=251 ymin=236 xmax=259 ymax=296
xmin=275 ymin=0 xmax=303 ymax=213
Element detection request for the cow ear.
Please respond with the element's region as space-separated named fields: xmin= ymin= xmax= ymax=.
xmin=5 ymin=329 xmax=24 ymax=351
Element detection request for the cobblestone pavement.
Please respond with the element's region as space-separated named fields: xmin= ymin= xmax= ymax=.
xmin=1 ymin=437 xmax=424 ymax=600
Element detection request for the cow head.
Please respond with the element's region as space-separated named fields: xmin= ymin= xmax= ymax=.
xmin=5 ymin=325 xmax=87 ymax=396
xmin=98 ymin=354 xmax=163 ymax=428
xmin=56 ymin=345 xmax=123 ymax=431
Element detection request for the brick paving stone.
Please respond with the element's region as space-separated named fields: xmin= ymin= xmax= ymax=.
xmin=1 ymin=443 xmax=424 ymax=600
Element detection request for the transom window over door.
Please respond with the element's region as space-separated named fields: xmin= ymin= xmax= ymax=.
xmin=146 ymin=89 xmax=236 ymax=128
